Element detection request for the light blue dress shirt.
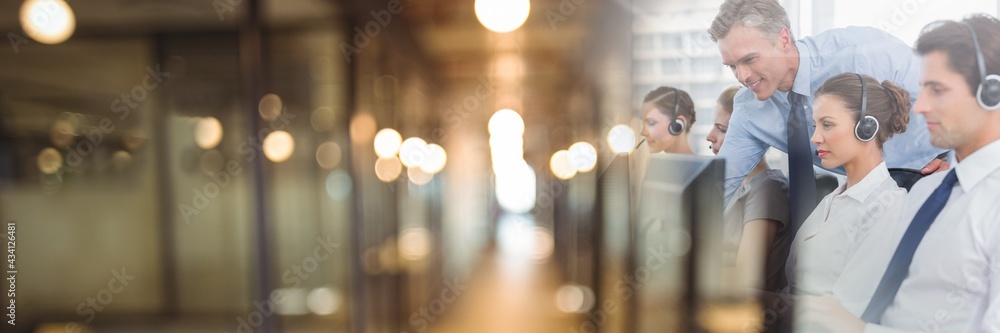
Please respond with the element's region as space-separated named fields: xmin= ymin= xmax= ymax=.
xmin=718 ymin=26 xmax=947 ymax=203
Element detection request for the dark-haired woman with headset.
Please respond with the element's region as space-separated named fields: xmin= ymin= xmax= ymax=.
xmin=786 ymin=73 xmax=911 ymax=316
xmin=639 ymin=86 xmax=695 ymax=154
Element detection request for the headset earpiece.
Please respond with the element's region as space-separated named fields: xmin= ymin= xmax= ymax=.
xmin=962 ymin=21 xmax=1000 ymax=111
xmin=978 ymin=74 xmax=1000 ymax=110
xmin=669 ymin=118 xmax=685 ymax=136
xmin=854 ymin=74 xmax=879 ymax=142
xmin=668 ymin=87 xmax=686 ymax=136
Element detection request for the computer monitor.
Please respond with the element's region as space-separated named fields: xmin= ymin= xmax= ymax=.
xmin=633 ymin=153 xmax=727 ymax=332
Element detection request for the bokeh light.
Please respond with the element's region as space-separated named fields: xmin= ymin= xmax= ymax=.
xmin=474 ymin=0 xmax=530 ymax=33
xmin=532 ymin=227 xmax=554 ymax=261
xmin=310 ymin=107 xmax=336 ymax=132
xmin=567 ymin=142 xmax=597 ymax=172
xmin=20 ymin=0 xmax=75 ymax=45
xmin=194 ymin=117 xmax=223 ymax=150
xmin=488 ymin=109 xmax=525 ymax=137
xmin=374 ymin=128 xmax=402 ymax=158
xmin=375 ymin=156 xmax=403 ymax=182
xmin=306 ymin=287 xmax=342 ymax=316
xmin=399 ymin=137 xmax=429 ymax=168
xmin=495 ymin=161 xmax=536 ymax=213
xmin=325 ymin=170 xmax=352 ymax=200
xmin=315 ymin=142 xmax=342 ymax=169
xmin=608 ymin=125 xmax=637 ymax=154
xmin=274 ymin=288 xmax=309 ymax=315
xmin=37 ymin=147 xmax=62 ymax=174
xmin=263 ymin=130 xmax=295 ymax=162
xmin=258 ymin=93 xmax=283 ymax=122
xmin=407 ymin=166 xmax=434 ymax=185
xmin=556 ymin=284 xmax=596 ymax=313
xmin=549 ymin=150 xmax=576 ymax=180
xmin=349 ymin=113 xmax=377 ymax=142
xmin=398 ymin=228 xmax=432 ymax=261
xmin=111 ymin=150 xmax=132 ymax=171
xmin=122 ymin=131 xmax=146 ymax=151
xmin=50 ymin=118 xmax=75 ymax=148
xmin=419 ymin=144 xmax=447 ymax=174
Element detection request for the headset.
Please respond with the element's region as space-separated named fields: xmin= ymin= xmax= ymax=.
xmin=854 ymin=73 xmax=880 ymax=142
xmin=668 ymin=87 xmax=686 ymax=136
xmin=961 ymin=21 xmax=1000 ymax=111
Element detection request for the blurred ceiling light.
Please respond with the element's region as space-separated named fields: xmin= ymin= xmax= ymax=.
xmin=407 ymin=166 xmax=434 ymax=185
xmin=258 ymin=93 xmax=283 ymax=122
xmin=607 ymin=124 xmax=637 ymax=154
xmin=375 ymin=156 xmax=403 ymax=182
xmin=37 ymin=147 xmax=62 ymax=174
xmin=199 ymin=149 xmax=224 ymax=174
xmin=325 ymin=170 xmax=352 ymax=200
xmin=549 ymin=150 xmax=576 ymax=180
xmin=306 ymin=287 xmax=342 ymax=316
xmin=419 ymin=144 xmax=447 ymax=174
xmin=194 ymin=117 xmax=223 ymax=150
xmin=349 ymin=113 xmax=377 ymax=143
xmin=374 ymin=128 xmax=402 ymax=158
xmin=20 ymin=0 xmax=75 ymax=45
xmin=488 ymin=109 xmax=524 ymax=137
xmin=568 ymin=142 xmax=598 ymax=172
xmin=310 ymin=107 xmax=336 ymax=132
xmin=263 ymin=130 xmax=294 ymax=162
xmin=398 ymin=137 xmax=429 ymax=168
xmin=398 ymin=227 xmax=432 ymax=261
xmin=495 ymin=161 xmax=536 ymax=213
xmin=315 ymin=142 xmax=342 ymax=169
xmin=111 ymin=150 xmax=132 ymax=171
xmin=474 ymin=0 xmax=530 ymax=33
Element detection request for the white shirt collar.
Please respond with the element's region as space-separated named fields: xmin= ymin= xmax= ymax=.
xmin=837 ymin=161 xmax=890 ymax=203
xmin=955 ymin=138 xmax=1000 ymax=193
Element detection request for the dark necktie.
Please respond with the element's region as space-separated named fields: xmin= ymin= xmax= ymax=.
xmin=785 ymin=92 xmax=818 ymax=228
xmin=861 ymin=169 xmax=960 ymax=323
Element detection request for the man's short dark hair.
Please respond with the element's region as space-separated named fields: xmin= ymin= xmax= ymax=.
xmin=916 ymin=14 xmax=1000 ymax=95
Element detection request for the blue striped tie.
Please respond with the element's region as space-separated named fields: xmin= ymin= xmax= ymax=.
xmin=861 ymin=169 xmax=960 ymax=323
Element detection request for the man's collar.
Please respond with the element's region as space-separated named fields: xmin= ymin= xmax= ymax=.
xmin=791 ymin=40 xmax=812 ymax=97
xmin=955 ymin=138 xmax=1000 ymax=193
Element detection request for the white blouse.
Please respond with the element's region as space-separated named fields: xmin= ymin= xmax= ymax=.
xmin=785 ymin=162 xmax=907 ymax=315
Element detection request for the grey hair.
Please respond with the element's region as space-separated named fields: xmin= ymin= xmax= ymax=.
xmin=709 ymin=0 xmax=793 ymax=42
